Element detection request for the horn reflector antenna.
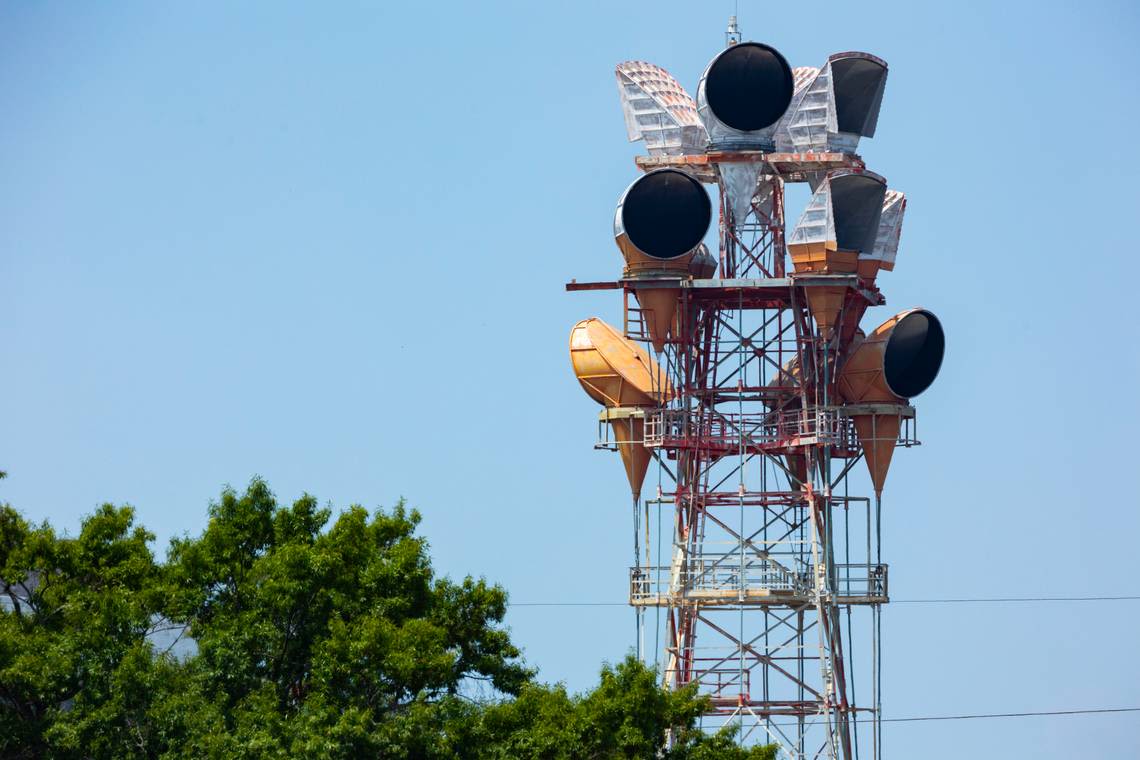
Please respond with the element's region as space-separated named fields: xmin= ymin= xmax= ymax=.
xmin=697 ymin=41 xmax=794 ymax=149
xmin=570 ymin=318 xmax=672 ymax=499
xmin=789 ymin=170 xmax=887 ymax=337
xmin=838 ymin=309 xmax=945 ymax=495
xmin=776 ymin=52 xmax=888 ymax=154
xmin=615 ymin=61 xmax=708 ymax=156
xmin=615 ymin=168 xmax=712 ymax=352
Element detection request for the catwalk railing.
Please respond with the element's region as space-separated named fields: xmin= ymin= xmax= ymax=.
xmin=595 ymin=405 xmax=921 ymax=457
xmin=630 ymin=559 xmax=888 ymax=607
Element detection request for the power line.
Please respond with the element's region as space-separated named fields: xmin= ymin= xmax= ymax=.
xmin=505 ymin=598 xmax=1140 ymax=729
xmin=879 ymin=706 xmax=1140 ymax=723
xmin=507 ymin=594 xmax=1140 ymax=607
xmin=892 ymin=595 xmax=1140 ymax=604
xmin=763 ymin=706 xmax=1140 ymax=728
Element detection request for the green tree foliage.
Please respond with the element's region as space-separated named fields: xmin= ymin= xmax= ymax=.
xmin=0 ymin=479 xmax=777 ymax=759
xmin=0 ymin=501 xmax=176 ymax=757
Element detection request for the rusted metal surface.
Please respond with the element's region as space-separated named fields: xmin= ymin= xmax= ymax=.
xmin=634 ymin=151 xmax=866 ymax=184
xmin=565 ymin=280 xmax=622 ymax=291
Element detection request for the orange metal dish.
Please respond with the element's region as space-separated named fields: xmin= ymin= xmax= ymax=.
xmin=838 ymin=308 xmax=944 ymax=496
xmin=569 ymin=317 xmax=673 ymax=499
xmin=569 ymin=318 xmax=672 ymax=407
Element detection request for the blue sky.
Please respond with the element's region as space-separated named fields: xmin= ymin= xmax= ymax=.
xmin=2 ymin=1 xmax=1138 ymax=756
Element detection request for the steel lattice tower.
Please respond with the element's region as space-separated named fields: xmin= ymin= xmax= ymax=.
xmin=568 ymin=34 xmax=943 ymax=760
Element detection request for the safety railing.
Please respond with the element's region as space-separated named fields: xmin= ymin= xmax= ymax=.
xmin=833 ymin=563 xmax=889 ymax=602
xmin=630 ymin=559 xmax=887 ymax=606
xmin=595 ymin=404 xmax=920 ymax=462
xmin=642 ymin=407 xmax=855 ymax=451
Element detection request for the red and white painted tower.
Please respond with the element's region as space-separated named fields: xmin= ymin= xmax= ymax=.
xmin=569 ymin=28 xmax=944 ymax=760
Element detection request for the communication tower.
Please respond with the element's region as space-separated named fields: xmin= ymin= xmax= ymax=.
xmin=567 ymin=26 xmax=944 ymax=760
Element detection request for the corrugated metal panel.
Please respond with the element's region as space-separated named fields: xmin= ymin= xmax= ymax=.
xmin=615 ymin=61 xmax=708 ymax=156
xmin=867 ymin=189 xmax=906 ymax=270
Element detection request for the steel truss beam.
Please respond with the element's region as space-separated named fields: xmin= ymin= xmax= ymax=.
xmin=621 ymin=165 xmax=887 ymax=760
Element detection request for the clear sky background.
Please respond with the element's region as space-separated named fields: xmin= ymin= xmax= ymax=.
xmin=2 ymin=1 xmax=1139 ymax=757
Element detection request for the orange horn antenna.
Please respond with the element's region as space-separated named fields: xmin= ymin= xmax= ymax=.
xmin=838 ymin=308 xmax=944 ymax=496
xmin=569 ymin=318 xmax=672 ymax=500
xmin=788 ymin=171 xmax=886 ymax=338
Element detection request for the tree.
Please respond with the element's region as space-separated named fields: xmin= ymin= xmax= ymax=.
xmin=0 ymin=502 xmax=167 ymax=758
xmin=428 ymin=655 xmax=777 ymax=760
xmin=0 ymin=480 xmax=777 ymax=759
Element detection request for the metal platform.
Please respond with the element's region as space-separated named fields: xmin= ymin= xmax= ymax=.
xmin=630 ymin=562 xmax=888 ymax=608
xmin=634 ymin=151 xmax=866 ymax=184
xmin=596 ymin=407 xmax=919 ymax=460
xmin=567 ymin=275 xmax=884 ymax=310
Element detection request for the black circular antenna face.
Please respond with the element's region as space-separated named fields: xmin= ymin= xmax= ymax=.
xmin=621 ymin=170 xmax=711 ymax=260
xmin=884 ymin=311 xmax=945 ymax=399
xmin=705 ymin=42 xmax=794 ymax=131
